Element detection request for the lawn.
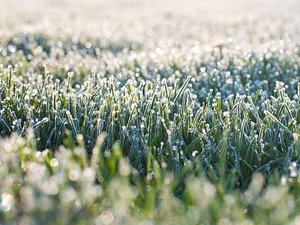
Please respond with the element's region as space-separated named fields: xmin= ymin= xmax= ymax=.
xmin=0 ymin=0 xmax=299 ymax=224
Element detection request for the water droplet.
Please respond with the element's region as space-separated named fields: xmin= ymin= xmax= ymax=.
xmin=0 ymin=193 xmax=14 ymax=212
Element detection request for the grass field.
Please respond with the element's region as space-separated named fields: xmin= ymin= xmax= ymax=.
xmin=0 ymin=0 xmax=300 ymax=224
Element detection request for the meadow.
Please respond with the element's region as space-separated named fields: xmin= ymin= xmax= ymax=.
xmin=0 ymin=0 xmax=299 ymax=224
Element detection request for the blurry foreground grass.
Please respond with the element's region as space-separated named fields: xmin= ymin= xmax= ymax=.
xmin=1 ymin=133 xmax=300 ymax=225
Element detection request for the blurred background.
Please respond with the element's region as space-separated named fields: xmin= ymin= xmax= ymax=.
xmin=0 ymin=0 xmax=299 ymax=50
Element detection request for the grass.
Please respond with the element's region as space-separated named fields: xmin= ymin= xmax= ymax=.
xmin=0 ymin=0 xmax=300 ymax=224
